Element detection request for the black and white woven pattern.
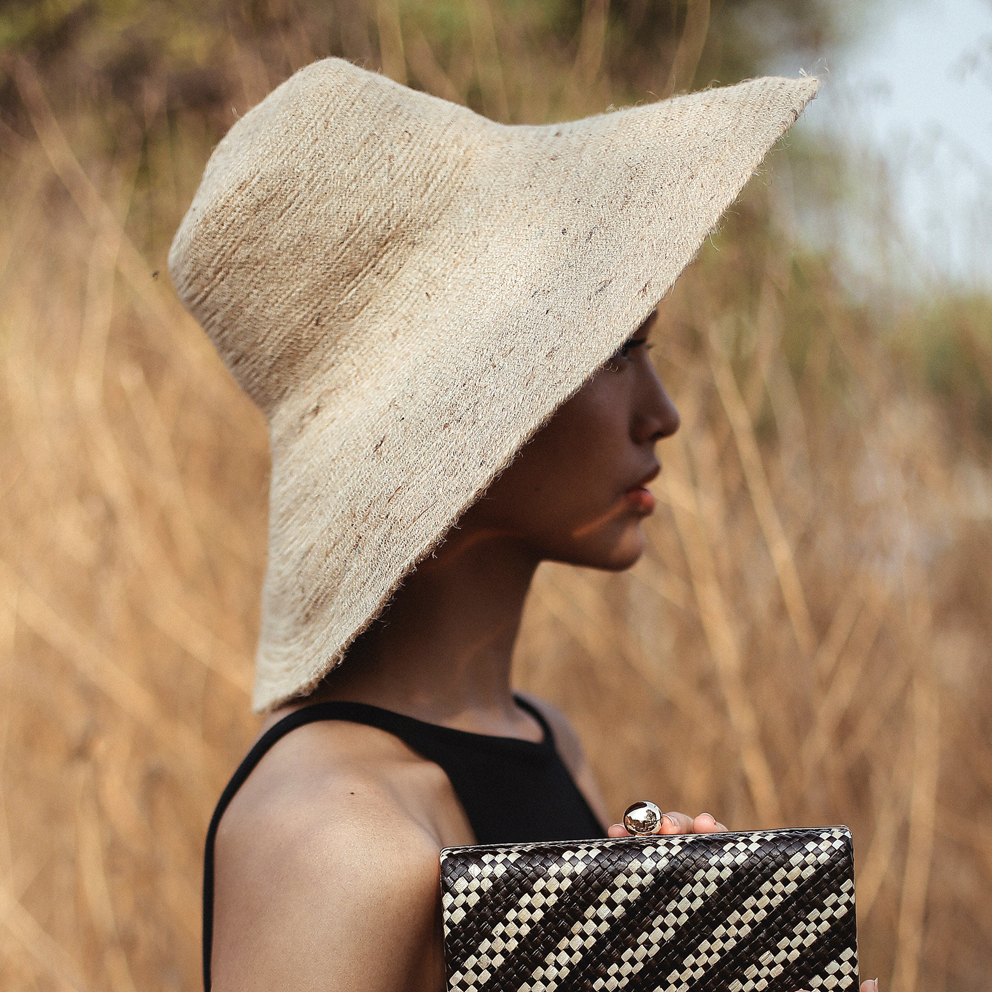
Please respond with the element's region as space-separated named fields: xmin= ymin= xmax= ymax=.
xmin=440 ymin=826 xmax=858 ymax=992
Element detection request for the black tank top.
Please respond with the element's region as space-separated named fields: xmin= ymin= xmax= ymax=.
xmin=202 ymin=697 xmax=605 ymax=990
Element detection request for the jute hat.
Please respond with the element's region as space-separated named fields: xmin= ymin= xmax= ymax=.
xmin=170 ymin=57 xmax=817 ymax=711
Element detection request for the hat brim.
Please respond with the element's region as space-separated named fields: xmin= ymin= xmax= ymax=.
xmin=169 ymin=60 xmax=817 ymax=711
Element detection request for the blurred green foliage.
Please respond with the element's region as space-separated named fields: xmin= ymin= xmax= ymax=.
xmin=0 ymin=0 xmax=838 ymax=131
xmin=895 ymin=294 xmax=992 ymax=442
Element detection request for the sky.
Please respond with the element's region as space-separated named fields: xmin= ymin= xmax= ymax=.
xmin=774 ymin=0 xmax=992 ymax=291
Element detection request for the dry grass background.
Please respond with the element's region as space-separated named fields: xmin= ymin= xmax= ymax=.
xmin=0 ymin=1 xmax=991 ymax=990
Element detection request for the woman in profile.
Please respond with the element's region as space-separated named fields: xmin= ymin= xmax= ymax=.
xmin=171 ymin=57 xmax=872 ymax=992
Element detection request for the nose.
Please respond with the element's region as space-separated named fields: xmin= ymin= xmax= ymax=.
xmin=633 ymin=361 xmax=680 ymax=444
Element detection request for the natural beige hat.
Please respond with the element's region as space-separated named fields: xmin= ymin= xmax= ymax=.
xmin=170 ymin=57 xmax=817 ymax=711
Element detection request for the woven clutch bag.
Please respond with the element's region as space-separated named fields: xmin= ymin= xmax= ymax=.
xmin=440 ymin=825 xmax=859 ymax=992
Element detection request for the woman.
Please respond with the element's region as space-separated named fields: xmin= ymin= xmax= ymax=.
xmin=171 ymin=58 xmax=872 ymax=992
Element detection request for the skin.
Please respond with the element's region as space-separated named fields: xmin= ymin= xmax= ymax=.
xmin=211 ymin=315 xmax=879 ymax=992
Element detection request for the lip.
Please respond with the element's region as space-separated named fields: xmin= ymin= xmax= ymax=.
xmin=627 ymin=465 xmax=660 ymax=492
xmin=624 ymin=464 xmax=660 ymax=514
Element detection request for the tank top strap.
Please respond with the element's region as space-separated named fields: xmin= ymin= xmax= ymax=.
xmin=513 ymin=693 xmax=555 ymax=742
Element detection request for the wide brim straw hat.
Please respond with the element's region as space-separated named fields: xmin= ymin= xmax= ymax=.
xmin=170 ymin=57 xmax=817 ymax=711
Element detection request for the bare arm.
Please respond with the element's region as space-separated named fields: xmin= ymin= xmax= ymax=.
xmin=210 ymin=732 xmax=456 ymax=992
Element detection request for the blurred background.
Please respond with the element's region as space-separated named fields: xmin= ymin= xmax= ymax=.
xmin=0 ymin=0 xmax=989 ymax=990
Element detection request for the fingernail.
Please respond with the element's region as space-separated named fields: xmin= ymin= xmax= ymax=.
xmin=873 ymin=980 xmax=880 ymax=992
xmin=660 ymin=814 xmax=675 ymax=832
xmin=698 ymin=812 xmax=716 ymax=826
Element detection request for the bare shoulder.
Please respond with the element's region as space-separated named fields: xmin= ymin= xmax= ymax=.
xmin=515 ymin=692 xmax=610 ymax=827
xmin=211 ymin=720 xmax=468 ymax=992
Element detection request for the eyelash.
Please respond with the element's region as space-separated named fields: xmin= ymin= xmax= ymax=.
xmin=609 ymin=337 xmax=653 ymax=366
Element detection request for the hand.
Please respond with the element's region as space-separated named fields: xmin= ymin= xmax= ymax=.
xmin=606 ymin=810 xmax=727 ymax=838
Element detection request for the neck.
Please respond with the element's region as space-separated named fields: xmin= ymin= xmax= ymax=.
xmin=307 ymin=529 xmax=542 ymax=738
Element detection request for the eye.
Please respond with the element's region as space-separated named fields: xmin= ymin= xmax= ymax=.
xmin=620 ymin=336 xmax=650 ymax=358
xmin=606 ymin=335 xmax=652 ymax=370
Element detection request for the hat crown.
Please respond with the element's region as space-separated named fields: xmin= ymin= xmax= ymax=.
xmin=169 ymin=60 xmax=483 ymax=414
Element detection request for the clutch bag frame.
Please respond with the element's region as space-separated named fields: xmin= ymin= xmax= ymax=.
xmin=440 ymin=825 xmax=859 ymax=992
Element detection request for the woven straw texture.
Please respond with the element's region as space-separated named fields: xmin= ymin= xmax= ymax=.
xmin=440 ymin=827 xmax=858 ymax=992
xmin=169 ymin=58 xmax=818 ymax=710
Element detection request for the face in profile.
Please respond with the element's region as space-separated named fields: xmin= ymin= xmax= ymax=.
xmin=458 ymin=313 xmax=680 ymax=571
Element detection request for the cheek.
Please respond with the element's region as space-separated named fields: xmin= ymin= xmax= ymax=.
xmin=464 ymin=375 xmax=639 ymax=553
xmin=537 ymin=389 xmax=629 ymax=490
xmin=539 ymin=375 xmax=624 ymax=452
xmin=518 ymin=422 xmax=613 ymax=509
xmin=508 ymin=405 xmax=630 ymax=526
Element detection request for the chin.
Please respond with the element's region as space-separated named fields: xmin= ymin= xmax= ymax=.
xmin=599 ymin=543 xmax=645 ymax=572
xmin=554 ymin=526 xmax=646 ymax=572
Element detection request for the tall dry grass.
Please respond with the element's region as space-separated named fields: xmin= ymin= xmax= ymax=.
xmin=1 ymin=2 xmax=991 ymax=990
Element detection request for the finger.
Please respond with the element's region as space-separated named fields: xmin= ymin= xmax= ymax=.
xmin=610 ymin=813 xmax=726 ymax=837
xmin=692 ymin=813 xmax=726 ymax=833
xmin=659 ymin=811 xmax=695 ymax=834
